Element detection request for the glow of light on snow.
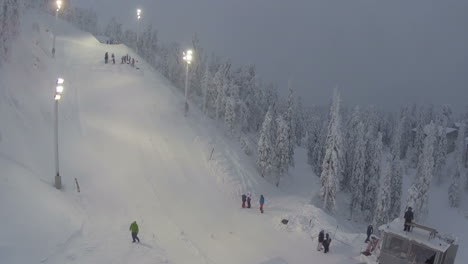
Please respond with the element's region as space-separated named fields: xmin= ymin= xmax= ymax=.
xmin=54 ymin=94 xmax=61 ymax=100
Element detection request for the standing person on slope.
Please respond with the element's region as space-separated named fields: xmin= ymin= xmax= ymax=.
xmin=104 ymin=52 xmax=108 ymax=64
xmin=322 ymin=233 xmax=331 ymax=253
xmin=241 ymin=194 xmax=246 ymax=208
xmin=259 ymin=195 xmax=265 ymax=213
xmin=247 ymin=193 xmax=252 ymax=208
xmin=317 ymin=230 xmax=325 ymax=251
xmin=365 ymin=224 xmax=373 ymax=243
xmin=129 ymin=221 xmax=140 ymax=243
xmin=403 ymin=207 xmax=414 ymax=232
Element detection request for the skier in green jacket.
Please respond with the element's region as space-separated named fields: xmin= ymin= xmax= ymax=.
xmin=130 ymin=221 xmax=140 ymax=243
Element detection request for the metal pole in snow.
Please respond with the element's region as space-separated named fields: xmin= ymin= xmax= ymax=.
xmin=54 ymin=99 xmax=61 ymax=189
xmin=184 ymin=62 xmax=189 ymax=115
xmin=136 ymin=19 xmax=139 ymax=54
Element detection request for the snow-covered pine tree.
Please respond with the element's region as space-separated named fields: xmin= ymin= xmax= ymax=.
xmin=213 ymin=64 xmax=226 ymax=122
xmin=389 ymin=118 xmax=404 ymax=219
xmin=306 ymin=114 xmax=321 ymax=167
xmin=286 ymin=82 xmax=295 ymax=167
xmin=411 ymin=112 xmax=425 ymax=168
xmin=374 ymin=157 xmax=392 ymax=228
xmin=350 ymin=122 xmax=366 ymax=220
xmin=295 ymin=98 xmax=305 ymax=146
xmin=190 ymin=33 xmax=205 ymax=97
xmin=224 ymin=80 xmax=239 ymax=137
xmin=276 ymin=115 xmax=290 ymax=186
xmin=399 ymin=106 xmax=412 ymax=159
xmin=257 ymin=106 xmax=277 ymax=178
xmin=363 ymin=132 xmax=383 ymax=222
xmin=393 ymin=115 xmax=407 ymax=161
xmin=406 ymin=121 xmax=437 ymax=221
xmin=104 ymin=17 xmax=122 ymax=43
xmin=448 ymin=165 xmax=462 ymax=208
xmin=201 ymin=64 xmax=211 ymax=114
xmin=434 ymin=120 xmax=447 ymax=184
xmin=343 ymin=105 xmax=361 ymax=189
xmin=312 ymin=116 xmax=329 ymax=175
xmin=0 ymin=0 xmax=20 ymax=65
xmin=320 ymin=90 xmax=342 ymax=211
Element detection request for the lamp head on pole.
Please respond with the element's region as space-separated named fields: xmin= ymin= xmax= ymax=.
xmin=183 ymin=49 xmax=193 ymax=64
xmin=137 ymin=9 xmax=142 ymax=20
xmin=56 ymin=0 xmax=62 ymax=11
xmin=55 ymin=78 xmax=64 ymax=100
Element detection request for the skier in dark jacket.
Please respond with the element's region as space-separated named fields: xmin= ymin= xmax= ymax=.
xmin=129 ymin=221 xmax=140 ymax=243
xmin=317 ymin=230 xmax=325 ymax=251
xmin=365 ymin=224 xmax=373 ymax=243
xmin=241 ymin=194 xmax=246 ymax=208
xmin=323 ymin=233 xmax=331 ymax=253
xmin=259 ymin=195 xmax=265 ymax=213
xmin=104 ymin=52 xmax=108 ymax=64
xmin=247 ymin=193 xmax=252 ymax=208
xmin=112 ymin=53 xmax=115 ymax=64
xmin=404 ymin=207 xmax=414 ymax=232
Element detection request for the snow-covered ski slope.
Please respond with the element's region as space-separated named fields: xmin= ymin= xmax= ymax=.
xmin=0 ymin=11 xmax=360 ymax=264
xmin=1 ymin=11 xmax=467 ymax=264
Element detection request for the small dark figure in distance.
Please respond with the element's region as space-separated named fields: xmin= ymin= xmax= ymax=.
xmin=129 ymin=221 xmax=140 ymax=243
xmin=131 ymin=58 xmax=135 ymax=67
xmin=241 ymin=194 xmax=246 ymax=208
xmin=404 ymin=207 xmax=414 ymax=232
xmin=365 ymin=224 xmax=373 ymax=243
xmin=259 ymin=195 xmax=265 ymax=213
xmin=323 ymin=233 xmax=331 ymax=253
xmin=104 ymin=52 xmax=108 ymax=64
xmin=112 ymin=53 xmax=115 ymax=64
xmin=317 ymin=230 xmax=324 ymax=251
xmin=247 ymin=193 xmax=252 ymax=208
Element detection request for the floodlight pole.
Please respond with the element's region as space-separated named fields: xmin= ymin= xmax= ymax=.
xmin=183 ymin=50 xmax=192 ymax=116
xmin=136 ymin=9 xmax=141 ymax=55
xmin=54 ymin=78 xmax=64 ymax=190
xmin=54 ymin=98 xmax=61 ymax=189
xmin=184 ymin=62 xmax=189 ymax=115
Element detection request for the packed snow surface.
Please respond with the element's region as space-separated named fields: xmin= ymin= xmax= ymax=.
xmin=1 ymin=11 xmax=467 ymax=264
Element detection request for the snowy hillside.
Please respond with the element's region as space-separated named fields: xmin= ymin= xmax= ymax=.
xmin=0 ymin=11 xmax=359 ymax=264
xmin=1 ymin=9 xmax=467 ymax=264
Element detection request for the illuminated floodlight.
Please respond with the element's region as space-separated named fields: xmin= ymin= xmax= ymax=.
xmin=56 ymin=0 xmax=62 ymax=10
xmin=57 ymin=78 xmax=64 ymax=85
xmin=54 ymin=94 xmax=62 ymax=100
xmin=137 ymin=9 xmax=142 ymax=19
xmin=183 ymin=49 xmax=193 ymax=64
xmin=56 ymin=85 xmax=64 ymax=94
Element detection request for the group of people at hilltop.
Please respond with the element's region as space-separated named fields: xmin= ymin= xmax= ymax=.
xmin=104 ymin=52 xmax=136 ymax=67
xmin=241 ymin=193 xmax=265 ymax=213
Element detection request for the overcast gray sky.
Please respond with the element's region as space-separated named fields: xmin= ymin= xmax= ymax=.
xmin=75 ymin=0 xmax=468 ymax=111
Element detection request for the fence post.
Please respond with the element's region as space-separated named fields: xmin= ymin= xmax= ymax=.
xmin=209 ymin=148 xmax=215 ymax=161
xmin=75 ymin=178 xmax=80 ymax=193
